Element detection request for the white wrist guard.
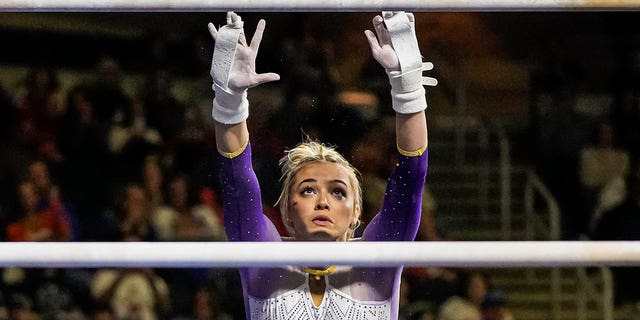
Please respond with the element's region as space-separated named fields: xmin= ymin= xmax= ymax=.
xmin=383 ymin=11 xmax=437 ymax=114
xmin=211 ymin=12 xmax=249 ymax=124
xmin=212 ymin=84 xmax=249 ymax=125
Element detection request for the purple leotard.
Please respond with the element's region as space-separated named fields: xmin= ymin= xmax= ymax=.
xmin=218 ymin=142 xmax=428 ymax=320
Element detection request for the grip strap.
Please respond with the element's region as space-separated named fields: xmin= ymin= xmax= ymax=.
xmin=211 ymin=13 xmax=244 ymax=92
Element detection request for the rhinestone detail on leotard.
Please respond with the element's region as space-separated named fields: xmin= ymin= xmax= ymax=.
xmin=248 ymin=283 xmax=390 ymax=320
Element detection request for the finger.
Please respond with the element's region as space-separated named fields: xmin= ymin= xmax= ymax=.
xmin=407 ymin=12 xmax=416 ymax=29
xmin=207 ymin=22 xmax=218 ymax=41
xmin=423 ymin=77 xmax=438 ymax=87
xmin=364 ymin=30 xmax=381 ymax=51
xmin=372 ymin=15 xmax=384 ymax=28
xmin=227 ymin=11 xmax=237 ymax=25
xmin=250 ymin=72 xmax=281 ymax=87
xmin=372 ymin=15 xmax=392 ymax=46
xmin=231 ymin=12 xmax=239 ymax=24
xmin=249 ymin=19 xmax=266 ymax=52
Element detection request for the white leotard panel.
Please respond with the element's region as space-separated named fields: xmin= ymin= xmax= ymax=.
xmin=248 ymin=281 xmax=391 ymax=320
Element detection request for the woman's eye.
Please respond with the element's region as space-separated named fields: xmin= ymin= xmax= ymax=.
xmin=332 ymin=189 xmax=346 ymax=197
xmin=301 ymin=187 xmax=315 ymax=195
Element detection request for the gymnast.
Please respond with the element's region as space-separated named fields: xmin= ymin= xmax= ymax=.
xmin=210 ymin=11 xmax=436 ymax=319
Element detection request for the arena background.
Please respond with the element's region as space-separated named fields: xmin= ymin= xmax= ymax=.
xmin=0 ymin=11 xmax=639 ymax=320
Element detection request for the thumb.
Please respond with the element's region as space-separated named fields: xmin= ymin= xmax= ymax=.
xmin=250 ymin=72 xmax=281 ymax=88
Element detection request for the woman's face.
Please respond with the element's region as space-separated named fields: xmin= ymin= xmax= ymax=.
xmin=288 ymin=162 xmax=359 ymax=241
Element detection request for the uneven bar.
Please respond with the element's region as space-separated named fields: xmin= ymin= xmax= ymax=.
xmin=1 ymin=0 xmax=639 ymax=11
xmin=0 ymin=241 xmax=639 ymax=268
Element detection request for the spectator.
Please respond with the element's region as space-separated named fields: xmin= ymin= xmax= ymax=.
xmin=591 ymin=158 xmax=640 ymax=305
xmin=91 ymin=268 xmax=171 ymax=320
xmin=93 ymin=182 xmax=159 ymax=241
xmin=15 ymin=66 xmax=62 ymax=140
xmin=85 ymin=56 xmax=131 ymax=125
xmin=15 ymin=67 xmax=65 ymax=170
xmin=142 ymin=157 xmax=166 ymax=211
xmin=481 ymin=291 xmax=514 ymax=320
xmin=119 ymin=183 xmax=159 ymax=241
xmin=399 ymin=274 xmax=436 ymax=320
xmin=6 ymin=180 xmax=70 ymax=242
xmin=140 ymin=69 xmax=185 ymax=146
xmin=26 ymin=160 xmax=79 ymax=240
xmin=437 ymin=271 xmax=488 ymax=320
xmin=579 ymin=119 xmax=630 ymax=233
xmin=438 ymin=298 xmax=481 ymax=320
xmin=405 ymin=266 xmax=459 ymax=314
xmin=152 ymin=174 xmax=225 ymax=241
xmin=30 ymin=268 xmax=87 ymax=320
xmin=580 ymin=120 xmax=629 ymax=190
xmin=59 ymin=85 xmax=111 ymax=234
xmin=108 ymin=98 xmax=163 ymax=180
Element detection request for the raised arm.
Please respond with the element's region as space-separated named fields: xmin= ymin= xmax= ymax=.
xmin=365 ymin=12 xmax=436 ymax=151
xmin=209 ymin=12 xmax=281 ymax=241
xmin=363 ymin=12 xmax=435 ymax=241
xmin=209 ymin=13 xmax=279 ymax=152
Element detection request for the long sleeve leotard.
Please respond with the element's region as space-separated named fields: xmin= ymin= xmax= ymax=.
xmin=218 ymin=142 xmax=428 ymax=320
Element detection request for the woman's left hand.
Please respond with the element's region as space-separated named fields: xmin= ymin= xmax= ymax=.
xmin=364 ymin=14 xmax=409 ymax=72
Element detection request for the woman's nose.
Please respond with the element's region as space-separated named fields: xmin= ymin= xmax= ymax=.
xmin=315 ymin=196 xmax=329 ymax=210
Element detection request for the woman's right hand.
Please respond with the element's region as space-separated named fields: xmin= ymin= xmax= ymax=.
xmin=208 ymin=13 xmax=279 ymax=93
xmin=209 ymin=12 xmax=279 ymax=125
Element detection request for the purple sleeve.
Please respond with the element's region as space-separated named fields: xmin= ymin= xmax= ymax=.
xmin=362 ymin=149 xmax=428 ymax=241
xmin=217 ymin=142 xmax=282 ymax=242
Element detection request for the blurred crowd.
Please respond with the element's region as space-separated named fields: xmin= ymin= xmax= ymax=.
xmin=0 ymin=57 xmax=243 ymax=320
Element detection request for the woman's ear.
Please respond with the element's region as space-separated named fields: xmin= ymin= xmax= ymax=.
xmin=351 ymin=204 xmax=361 ymax=227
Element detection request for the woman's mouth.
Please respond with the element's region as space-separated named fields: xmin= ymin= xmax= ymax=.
xmin=312 ymin=215 xmax=333 ymax=226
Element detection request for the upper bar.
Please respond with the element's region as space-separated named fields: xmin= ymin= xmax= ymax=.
xmin=0 ymin=241 xmax=639 ymax=268
xmin=1 ymin=0 xmax=640 ymax=11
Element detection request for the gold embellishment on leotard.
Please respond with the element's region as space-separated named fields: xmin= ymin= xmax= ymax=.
xmin=219 ymin=138 xmax=249 ymax=159
xmin=303 ymin=265 xmax=336 ymax=281
xmin=397 ymin=141 xmax=427 ymax=157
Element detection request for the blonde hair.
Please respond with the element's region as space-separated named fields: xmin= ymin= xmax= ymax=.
xmin=276 ymin=141 xmax=362 ymax=240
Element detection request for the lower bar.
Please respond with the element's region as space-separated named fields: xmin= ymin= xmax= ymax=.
xmin=0 ymin=241 xmax=638 ymax=268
